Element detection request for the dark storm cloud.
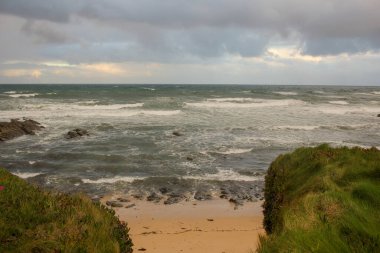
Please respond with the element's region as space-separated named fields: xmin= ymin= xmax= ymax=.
xmin=0 ymin=0 xmax=379 ymax=59
xmin=21 ymin=21 xmax=70 ymax=44
xmin=0 ymin=0 xmax=78 ymax=23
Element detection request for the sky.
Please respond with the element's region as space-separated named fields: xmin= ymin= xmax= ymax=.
xmin=0 ymin=0 xmax=379 ymax=85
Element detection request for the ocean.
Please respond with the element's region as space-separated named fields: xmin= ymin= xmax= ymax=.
xmin=0 ymin=85 xmax=379 ymax=202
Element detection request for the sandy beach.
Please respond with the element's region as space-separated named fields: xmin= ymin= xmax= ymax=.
xmin=104 ymin=198 xmax=264 ymax=253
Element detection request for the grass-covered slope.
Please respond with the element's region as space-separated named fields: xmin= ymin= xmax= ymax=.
xmin=0 ymin=168 xmax=133 ymax=253
xmin=258 ymin=144 xmax=380 ymax=253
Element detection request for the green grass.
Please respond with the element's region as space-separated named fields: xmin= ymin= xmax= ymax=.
xmin=0 ymin=168 xmax=133 ymax=253
xmin=258 ymin=144 xmax=380 ymax=253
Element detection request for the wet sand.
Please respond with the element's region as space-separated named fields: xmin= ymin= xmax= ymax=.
xmin=107 ymin=199 xmax=265 ymax=253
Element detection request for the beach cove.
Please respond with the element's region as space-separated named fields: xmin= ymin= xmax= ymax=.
xmin=103 ymin=198 xmax=264 ymax=253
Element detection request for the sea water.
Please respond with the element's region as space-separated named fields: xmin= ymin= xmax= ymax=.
xmin=0 ymin=85 xmax=379 ymax=199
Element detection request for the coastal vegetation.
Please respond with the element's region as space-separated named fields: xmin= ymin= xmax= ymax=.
xmin=258 ymin=144 xmax=380 ymax=252
xmin=0 ymin=168 xmax=133 ymax=253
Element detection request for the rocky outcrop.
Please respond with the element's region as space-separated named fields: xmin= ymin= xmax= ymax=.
xmin=172 ymin=131 xmax=183 ymax=136
xmin=0 ymin=118 xmax=44 ymax=142
xmin=65 ymin=128 xmax=89 ymax=139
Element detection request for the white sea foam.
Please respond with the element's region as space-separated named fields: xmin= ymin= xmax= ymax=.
xmin=9 ymin=93 xmax=39 ymax=98
xmin=140 ymin=110 xmax=181 ymax=116
xmin=207 ymin=98 xmax=256 ymax=102
xmin=214 ymin=148 xmax=252 ymax=155
xmin=316 ymin=95 xmax=347 ymax=99
xmin=0 ymin=108 xmax=181 ymax=119
xmin=185 ymin=98 xmax=305 ymax=108
xmin=183 ymin=169 xmax=262 ymax=182
xmin=317 ymin=105 xmax=379 ymax=115
xmin=354 ymin=92 xmax=380 ymax=96
xmin=328 ymin=100 xmax=349 ymax=105
xmin=28 ymin=161 xmax=36 ymax=165
xmin=88 ymin=103 xmax=144 ymax=110
xmin=273 ymin=125 xmax=320 ymax=131
xmin=18 ymin=102 xmax=181 ymax=118
xmin=23 ymin=102 xmax=144 ymax=111
xmin=4 ymin=91 xmax=17 ymax=94
xmin=273 ymin=91 xmax=298 ymax=96
xmin=82 ymin=176 xmax=144 ymax=184
xmin=12 ymin=172 xmax=42 ymax=178
xmin=142 ymin=87 xmax=156 ymax=91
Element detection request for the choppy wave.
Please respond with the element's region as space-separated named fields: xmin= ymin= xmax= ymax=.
xmin=272 ymin=125 xmax=320 ymax=131
xmin=24 ymin=102 xmax=144 ymax=110
xmin=142 ymin=87 xmax=156 ymax=91
xmin=273 ymin=91 xmax=298 ymax=96
xmin=183 ymin=169 xmax=262 ymax=182
xmin=185 ymin=98 xmax=305 ymax=108
xmin=207 ymin=98 xmax=256 ymax=102
xmin=328 ymin=100 xmax=349 ymax=105
xmin=1 ymin=102 xmax=181 ymax=118
xmin=317 ymin=105 xmax=379 ymax=115
xmin=82 ymin=169 xmax=262 ymax=184
xmin=9 ymin=93 xmax=39 ymax=98
xmin=12 ymin=172 xmax=42 ymax=179
xmin=0 ymin=108 xmax=181 ymax=119
xmin=354 ymin=92 xmax=380 ymax=96
xmin=82 ymin=176 xmax=144 ymax=184
xmin=213 ymin=148 xmax=252 ymax=155
xmin=4 ymin=91 xmax=17 ymax=94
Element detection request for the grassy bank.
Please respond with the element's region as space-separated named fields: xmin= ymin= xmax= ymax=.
xmin=0 ymin=168 xmax=133 ymax=253
xmin=258 ymin=144 xmax=380 ymax=252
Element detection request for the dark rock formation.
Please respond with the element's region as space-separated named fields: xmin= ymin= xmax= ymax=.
xmin=0 ymin=118 xmax=44 ymax=142
xmin=172 ymin=131 xmax=183 ymax=136
xmin=159 ymin=187 xmax=171 ymax=194
xmin=164 ymin=192 xmax=186 ymax=205
xmin=146 ymin=192 xmax=162 ymax=203
xmin=65 ymin=128 xmax=89 ymax=139
xmin=125 ymin=204 xmax=136 ymax=209
xmin=105 ymin=200 xmax=123 ymax=207
xmin=117 ymin=197 xmax=130 ymax=202
xmin=377 ymin=114 xmax=380 ymax=117
xmin=194 ymin=189 xmax=213 ymax=201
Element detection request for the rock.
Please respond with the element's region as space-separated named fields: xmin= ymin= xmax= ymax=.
xmin=172 ymin=131 xmax=183 ymax=136
xmin=0 ymin=118 xmax=44 ymax=142
xmin=132 ymin=193 xmax=144 ymax=200
xmin=229 ymin=197 xmax=244 ymax=206
xmin=117 ymin=197 xmax=130 ymax=202
xmin=159 ymin=187 xmax=171 ymax=194
xmin=219 ymin=194 xmax=228 ymax=199
xmin=125 ymin=204 xmax=136 ymax=209
xmin=138 ymin=248 xmax=146 ymax=251
xmin=146 ymin=192 xmax=162 ymax=203
xmin=194 ymin=189 xmax=213 ymax=201
xmin=164 ymin=196 xmax=183 ymax=205
xmin=377 ymin=114 xmax=380 ymax=117
xmin=164 ymin=193 xmax=186 ymax=205
xmin=65 ymin=128 xmax=89 ymax=139
xmin=105 ymin=201 xmax=123 ymax=208
xmin=186 ymin=156 xmax=194 ymax=161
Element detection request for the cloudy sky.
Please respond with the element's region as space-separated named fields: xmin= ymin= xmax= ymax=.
xmin=0 ymin=0 xmax=379 ymax=85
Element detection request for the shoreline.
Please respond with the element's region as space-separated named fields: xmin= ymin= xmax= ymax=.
xmin=102 ymin=198 xmax=265 ymax=253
